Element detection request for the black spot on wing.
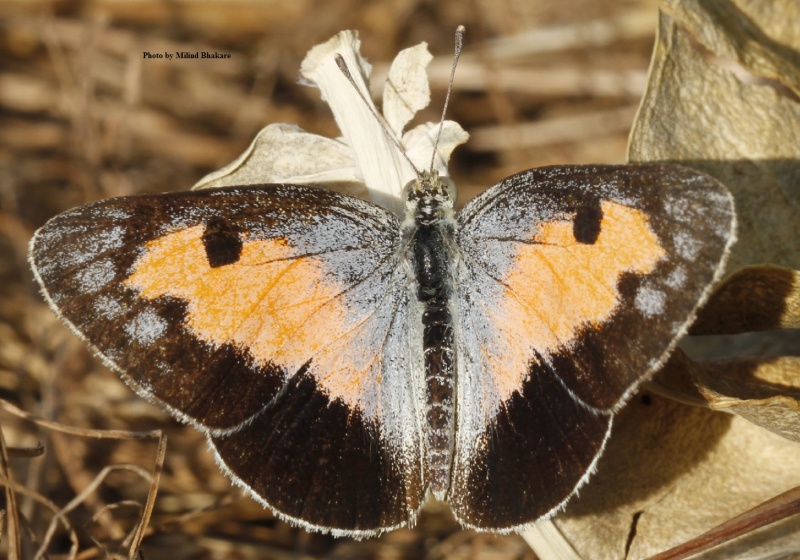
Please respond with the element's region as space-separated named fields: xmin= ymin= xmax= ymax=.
xmin=573 ymin=197 xmax=603 ymax=244
xmin=202 ymin=217 xmax=243 ymax=268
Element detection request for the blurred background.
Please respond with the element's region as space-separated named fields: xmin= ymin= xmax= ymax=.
xmin=1 ymin=0 xmax=659 ymax=557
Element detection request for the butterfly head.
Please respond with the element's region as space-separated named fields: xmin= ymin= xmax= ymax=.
xmin=402 ymin=170 xmax=457 ymax=226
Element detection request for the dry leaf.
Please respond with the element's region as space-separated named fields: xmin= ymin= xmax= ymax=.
xmin=695 ymin=357 xmax=800 ymax=442
xmin=629 ymin=9 xmax=800 ymax=270
xmin=553 ymin=392 xmax=800 ymax=558
xmin=691 ymin=265 xmax=800 ymax=334
xmin=191 ymin=123 xmax=365 ymax=196
xmin=686 ymin=265 xmax=800 ymax=443
xmin=382 ymin=42 xmax=432 ymax=136
xmin=659 ymin=0 xmax=800 ymax=96
xmin=652 ymin=348 xmax=800 ymax=441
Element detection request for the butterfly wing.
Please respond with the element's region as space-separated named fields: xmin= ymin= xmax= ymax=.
xmin=449 ymin=164 xmax=735 ymax=530
xmin=29 ymin=185 xmax=427 ymax=536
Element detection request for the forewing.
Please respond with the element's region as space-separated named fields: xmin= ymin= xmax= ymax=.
xmin=450 ymin=164 xmax=735 ymax=530
xmin=29 ymin=185 xmax=427 ymax=536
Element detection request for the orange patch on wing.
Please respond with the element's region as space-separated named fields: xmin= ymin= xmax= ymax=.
xmin=489 ymin=201 xmax=666 ymax=398
xmin=124 ymin=225 xmax=372 ymax=405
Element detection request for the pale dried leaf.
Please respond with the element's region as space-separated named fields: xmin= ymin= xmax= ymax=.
xmin=682 ymin=266 xmax=800 ymax=444
xmin=691 ymin=265 xmax=800 ymax=335
xmin=694 ymin=357 xmax=800 ymax=442
xmin=553 ymin=393 xmax=800 ymax=558
xmin=629 ymin=11 xmax=800 ymax=269
xmin=402 ymin=121 xmax=469 ymax=177
xmin=660 ymin=0 xmax=800 ymax=96
xmin=647 ymin=349 xmax=709 ymax=408
xmin=520 ymin=520 xmax=582 ymax=560
xmin=382 ymin=42 xmax=432 ymax=137
xmin=192 ymin=123 xmax=364 ymax=196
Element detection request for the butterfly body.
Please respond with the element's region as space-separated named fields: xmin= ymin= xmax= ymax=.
xmin=29 ymin=163 xmax=735 ymax=537
xmin=405 ymin=171 xmax=459 ymax=499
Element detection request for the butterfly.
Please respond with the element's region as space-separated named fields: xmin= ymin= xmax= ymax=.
xmin=29 ymin=162 xmax=734 ymax=537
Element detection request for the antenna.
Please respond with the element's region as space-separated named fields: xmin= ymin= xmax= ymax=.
xmin=429 ymin=25 xmax=465 ymax=173
xmin=334 ymin=54 xmax=421 ymax=176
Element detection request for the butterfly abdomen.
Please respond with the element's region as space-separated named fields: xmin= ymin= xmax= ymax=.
xmin=412 ymin=223 xmax=456 ymax=500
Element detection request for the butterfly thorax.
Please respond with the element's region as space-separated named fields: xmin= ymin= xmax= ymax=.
xmin=403 ymin=172 xmax=457 ymax=500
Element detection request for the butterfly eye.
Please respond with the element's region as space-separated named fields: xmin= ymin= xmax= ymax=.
xmin=441 ymin=176 xmax=457 ymax=207
xmin=401 ymin=178 xmax=416 ymax=203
